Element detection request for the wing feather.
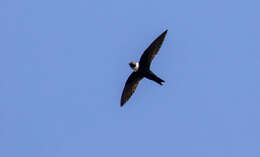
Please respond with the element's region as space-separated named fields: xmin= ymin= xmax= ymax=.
xmin=139 ymin=30 xmax=168 ymax=68
xmin=120 ymin=72 xmax=143 ymax=107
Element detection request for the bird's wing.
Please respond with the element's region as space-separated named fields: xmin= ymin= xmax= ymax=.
xmin=139 ymin=30 xmax=168 ymax=68
xmin=120 ymin=72 xmax=143 ymax=107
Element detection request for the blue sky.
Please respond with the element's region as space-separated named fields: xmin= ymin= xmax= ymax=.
xmin=1 ymin=0 xmax=260 ymax=156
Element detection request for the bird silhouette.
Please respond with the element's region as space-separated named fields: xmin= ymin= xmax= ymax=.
xmin=120 ymin=30 xmax=168 ymax=107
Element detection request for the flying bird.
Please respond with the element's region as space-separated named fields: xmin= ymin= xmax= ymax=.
xmin=120 ymin=30 xmax=168 ymax=107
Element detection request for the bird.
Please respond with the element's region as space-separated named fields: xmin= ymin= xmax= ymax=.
xmin=120 ymin=30 xmax=168 ymax=107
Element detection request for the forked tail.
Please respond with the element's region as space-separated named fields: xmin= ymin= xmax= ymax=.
xmin=145 ymin=71 xmax=165 ymax=85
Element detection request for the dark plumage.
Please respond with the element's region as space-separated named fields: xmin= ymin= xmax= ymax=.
xmin=120 ymin=30 xmax=168 ymax=107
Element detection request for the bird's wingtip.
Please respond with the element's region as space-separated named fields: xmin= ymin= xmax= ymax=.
xmin=161 ymin=29 xmax=168 ymax=36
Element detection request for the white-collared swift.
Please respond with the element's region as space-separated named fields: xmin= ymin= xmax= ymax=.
xmin=120 ymin=30 xmax=168 ymax=107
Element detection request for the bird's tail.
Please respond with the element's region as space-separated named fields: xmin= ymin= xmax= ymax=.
xmin=146 ymin=71 xmax=165 ymax=85
xmin=156 ymin=76 xmax=165 ymax=85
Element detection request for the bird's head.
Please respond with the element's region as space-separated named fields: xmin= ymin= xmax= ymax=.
xmin=129 ymin=62 xmax=139 ymax=72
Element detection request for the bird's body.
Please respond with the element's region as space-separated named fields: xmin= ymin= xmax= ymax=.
xmin=120 ymin=30 xmax=168 ymax=107
xmin=129 ymin=62 xmax=164 ymax=85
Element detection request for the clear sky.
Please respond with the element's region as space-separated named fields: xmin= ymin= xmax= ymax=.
xmin=1 ymin=0 xmax=260 ymax=156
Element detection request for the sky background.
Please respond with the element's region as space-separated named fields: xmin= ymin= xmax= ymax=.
xmin=1 ymin=0 xmax=260 ymax=156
